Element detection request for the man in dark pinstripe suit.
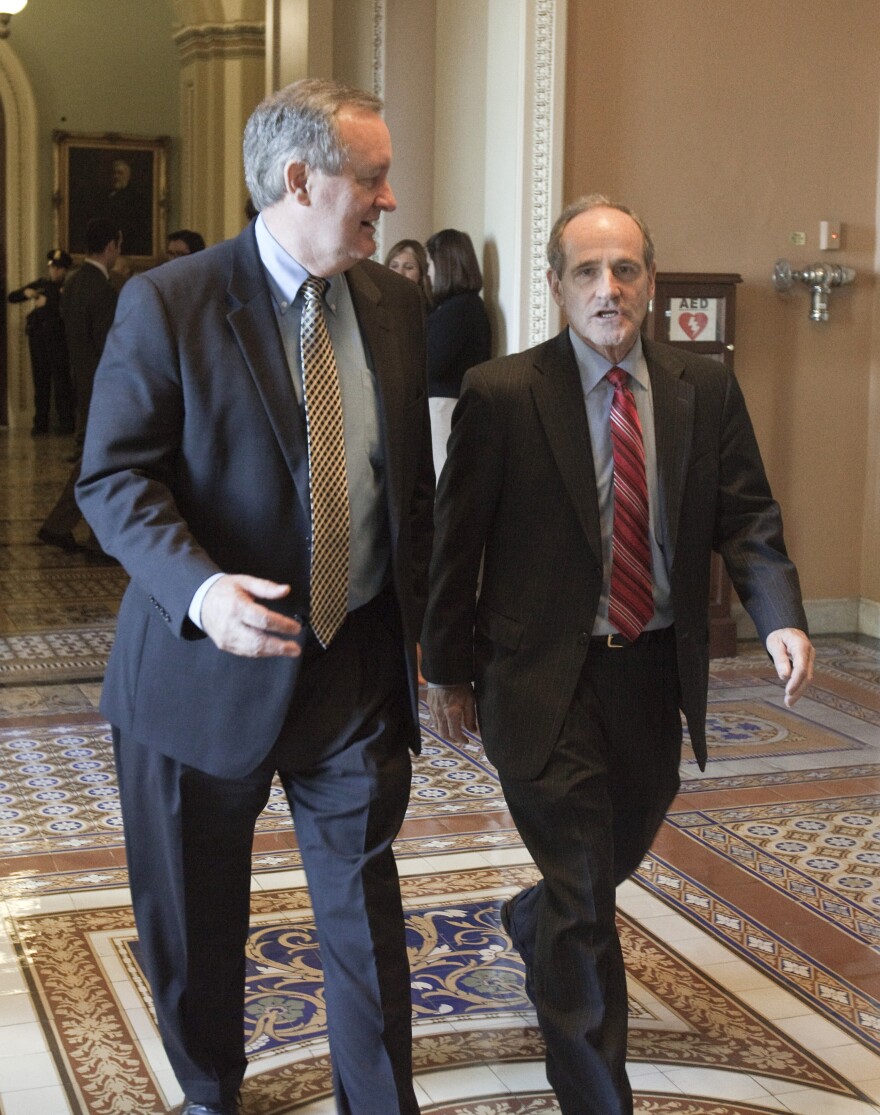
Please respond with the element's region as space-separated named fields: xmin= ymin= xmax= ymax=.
xmin=422 ymin=195 xmax=814 ymax=1115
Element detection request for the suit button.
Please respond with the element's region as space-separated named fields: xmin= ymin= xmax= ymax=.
xmin=577 ymin=632 xmax=589 ymax=645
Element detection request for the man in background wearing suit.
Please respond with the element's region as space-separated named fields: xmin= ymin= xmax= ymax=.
xmin=37 ymin=218 xmax=120 ymax=552
xmin=422 ymin=195 xmax=814 ymax=1115
xmin=77 ymin=80 xmax=433 ymax=1115
xmin=65 ymin=217 xmax=121 ymax=447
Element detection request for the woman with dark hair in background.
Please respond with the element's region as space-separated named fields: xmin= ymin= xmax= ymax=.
xmin=384 ymin=238 xmax=433 ymax=306
xmin=425 ymin=228 xmax=491 ymax=477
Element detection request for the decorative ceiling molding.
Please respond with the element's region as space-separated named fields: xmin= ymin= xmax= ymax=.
xmin=173 ymin=21 xmax=265 ymax=64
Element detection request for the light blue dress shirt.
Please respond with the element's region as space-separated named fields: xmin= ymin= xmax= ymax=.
xmin=567 ymin=328 xmax=673 ymax=635
xmin=189 ymin=216 xmax=390 ymax=627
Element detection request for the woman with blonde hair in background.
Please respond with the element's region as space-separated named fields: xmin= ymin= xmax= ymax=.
xmin=385 ymin=238 xmax=433 ymax=306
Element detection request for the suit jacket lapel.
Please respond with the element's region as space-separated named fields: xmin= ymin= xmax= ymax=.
xmin=644 ymin=337 xmax=694 ymax=566
xmin=225 ymin=226 xmax=311 ymax=520
xmin=530 ymin=331 xmax=603 ymax=568
xmin=347 ymin=264 xmax=405 ymax=541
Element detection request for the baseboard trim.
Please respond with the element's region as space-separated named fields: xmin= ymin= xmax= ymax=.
xmin=858 ymin=597 xmax=880 ymax=638
xmin=731 ymin=597 xmax=879 ymax=639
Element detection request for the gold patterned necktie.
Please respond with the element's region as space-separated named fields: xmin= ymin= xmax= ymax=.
xmin=300 ymin=276 xmax=350 ymax=648
xmin=606 ymin=366 xmax=654 ymax=641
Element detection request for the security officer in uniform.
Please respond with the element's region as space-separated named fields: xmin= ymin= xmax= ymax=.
xmin=8 ymin=249 xmax=76 ymax=435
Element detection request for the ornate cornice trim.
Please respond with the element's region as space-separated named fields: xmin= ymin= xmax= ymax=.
xmin=173 ymin=21 xmax=265 ymax=64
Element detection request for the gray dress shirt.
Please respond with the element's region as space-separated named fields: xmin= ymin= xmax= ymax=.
xmin=568 ymin=328 xmax=674 ymax=635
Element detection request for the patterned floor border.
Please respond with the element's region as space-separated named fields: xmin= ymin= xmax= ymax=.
xmin=667 ymin=795 xmax=880 ymax=947
xmin=2 ymin=691 xmax=878 ymax=898
xmin=0 ymin=718 xmax=518 ymax=900
xmin=0 ymin=623 xmax=118 ymax=685
xmin=682 ymin=698 xmax=873 ymax=764
xmin=679 ymin=763 xmax=880 ymax=794
xmin=635 ymin=854 xmax=880 ymax=1053
xmin=421 ymin=1096 xmax=837 ymax=1115
xmin=5 ymin=865 xmax=862 ymax=1115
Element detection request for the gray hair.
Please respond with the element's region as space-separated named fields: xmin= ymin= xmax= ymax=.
xmin=546 ymin=193 xmax=656 ymax=277
xmin=243 ymin=78 xmax=383 ymax=212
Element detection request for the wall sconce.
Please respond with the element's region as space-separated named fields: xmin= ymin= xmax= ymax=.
xmin=0 ymin=0 xmax=28 ymax=39
xmin=772 ymin=259 xmax=856 ymax=323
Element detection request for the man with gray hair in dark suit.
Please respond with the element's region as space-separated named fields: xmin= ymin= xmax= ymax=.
xmin=423 ymin=194 xmax=814 ymax=1115
xmin=78 ymin=80 xmax=432 ymax=1115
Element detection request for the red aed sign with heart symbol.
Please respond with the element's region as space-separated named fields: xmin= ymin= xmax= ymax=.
xmin=678 ymin=312 xmax=709 ymax=340
xmin=669 ymin=297 xmax=719 ymax=343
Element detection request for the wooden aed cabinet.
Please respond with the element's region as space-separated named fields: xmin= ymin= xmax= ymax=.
xmin=644 ymin=272 xmax=743 ymax=658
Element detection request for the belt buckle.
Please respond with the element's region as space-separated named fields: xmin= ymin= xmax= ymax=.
xmin=606 ymin=633 xmax=628 ymax=649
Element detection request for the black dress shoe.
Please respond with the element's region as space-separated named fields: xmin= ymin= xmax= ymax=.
xmin=37 ymin=526 xmax=80 ymax=553
xmin=500 ymin=895 xmax=536 ymax=1005
xmin=180 ymin=1100 xmax=241 ymax=1115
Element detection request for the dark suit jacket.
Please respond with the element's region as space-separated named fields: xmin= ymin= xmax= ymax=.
xmin=77 ymin=224 xmax=434 ymax=779
xmin=421 ymin=331 xmax=807 ymax=777
xmin=61 ymin=261 xmax=117 ymax=387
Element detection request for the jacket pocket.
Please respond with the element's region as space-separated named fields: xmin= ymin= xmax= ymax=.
xmin=475 ymin=603 xmax=523 ymax=651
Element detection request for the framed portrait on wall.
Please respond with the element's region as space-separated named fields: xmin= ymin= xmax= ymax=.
xmin=53 ymin=132 xmax=170 ymax=266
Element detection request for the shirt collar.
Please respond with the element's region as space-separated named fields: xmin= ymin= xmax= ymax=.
xmin=568 ymin=327 xmax=648 ymax=396
xmin=83 ymin=257 xmax=109 ymax=279
xmin=254 ymin=213 xmax=342 ymax=313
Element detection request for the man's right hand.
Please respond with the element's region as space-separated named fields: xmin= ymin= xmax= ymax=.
xmin=427 ymin=683 xmax=478 ymax=743
xmin=201 ymin=575 xmax=303 ymax=658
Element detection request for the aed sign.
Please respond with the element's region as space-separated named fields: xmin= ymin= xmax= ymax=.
xmin=668 ymin=296 xmax=719 ymax=342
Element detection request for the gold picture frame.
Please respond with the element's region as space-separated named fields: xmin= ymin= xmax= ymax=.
xmin=53 ymin=131 xmax=170 ymax=267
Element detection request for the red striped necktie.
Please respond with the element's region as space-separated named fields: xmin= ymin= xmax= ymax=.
xmin=606 ymin=366 xmax=654 ymax=641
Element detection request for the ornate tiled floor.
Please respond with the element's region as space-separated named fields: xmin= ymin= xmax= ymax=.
xmin=1 ymin=429 xmax=879 ymax=1115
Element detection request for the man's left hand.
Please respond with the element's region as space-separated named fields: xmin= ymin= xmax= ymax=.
xmin=427 ymin=683 xmax=478 ymax=743
xmin=765 ymin=627 xmax=815 ymax=707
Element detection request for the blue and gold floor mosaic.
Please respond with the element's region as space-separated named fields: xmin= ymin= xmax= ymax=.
xmin=7 ymin=868 xmax=862 ymax=1114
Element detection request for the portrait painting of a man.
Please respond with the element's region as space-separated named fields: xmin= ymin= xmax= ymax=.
xmin=54 ymin=133 xmax=169 ymax=263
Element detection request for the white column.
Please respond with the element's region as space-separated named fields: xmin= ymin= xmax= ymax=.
xmin=484 ymin=0 xmax=566 ymax=354
xmin=173 ymin=0 xmax=265 ymax=243
xmin=265 ymin=0 xmax=334 ymax=92
xmin=433 ymin=0 xmax=566 ymax=355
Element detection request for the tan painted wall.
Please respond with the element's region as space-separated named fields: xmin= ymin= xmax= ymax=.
xmin=564 ymin=0 xmax=880 ymax=609
xmin=333 ymin=0 xmax=374 ymax=89
xmin=381 ymin=0 xmax=436 ymax=250
xmin=432 ymin=0 xmax=487 ymax=241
